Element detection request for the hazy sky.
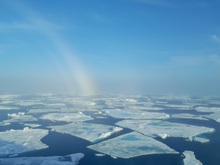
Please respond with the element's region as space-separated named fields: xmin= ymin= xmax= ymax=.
xmin=0 ymin=0 xmax=220 ymax=95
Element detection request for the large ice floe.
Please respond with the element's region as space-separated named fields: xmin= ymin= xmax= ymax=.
xmin=0 ymin=153 xmax=84 ymax=165
xmin=0 ymin=106 xmax=19 ymax=110
xmin=104 ymin=108 xmax=169 ymax=119
xmin=40 ymin=112 xmax=93 ymax=122
xmin=203 ymin=112 xmax=220 ymax=123
xmin=87 ymin=132 xmax=178 ymax=159
xmin=0 ymin=127 xmax=48 ymax=156
xmin=28 ymin=108 xmax=61 ymax=114
xmin=195 ymin=106 xmax=220 ymax=113
xmin=116 ymin=120 xmax=214 ymax=140
xmin=49 ymin=122 xmax=123 ymax=143
xmin=4 ymin=112 xmax=38 ymax=123
xmin=183 ymin=150 xmax=203 ymax=165
xmin=170 ymin=113 xmax=207 ymax=121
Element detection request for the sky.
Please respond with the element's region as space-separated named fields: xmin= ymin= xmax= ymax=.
xmin=0 ymin=0 xmax=220 ymax=95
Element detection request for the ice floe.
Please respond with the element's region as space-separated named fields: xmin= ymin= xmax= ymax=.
xmin=192 ymin=136 xmax=210 ymax=143
xmin=116 ymin=120 xmax=214 ymax=140
xmin=0 ymin=153 xmax=84 ymax=165
xmin=104 ymin=109 xmax=169 ymax=120
xmin=163 ymin=104 xmax=193 ymax=110
xmin=0 ymin=106 xmax=19 ymax=110
xmin=0 ymin=122 xmax=10 ymax=126
xmin=0 ymin=127 xmax=48 ymax=156
xmin=24 ymin=123 xmax=41 ymax=128
xmin=4 ymin=112 xmax=38 ymax=123
xmin=28 ymin=108 xmax=60 ymax=114
xmin=203 ymin=112 xmax=220 ymax=123
xmin=195 ymin=107 xmax=220 ymax=113
xmin=49 ymin=122 xmax=123 ymax=143
xmin=183 ymin=150 xmax=202 ymax=165
xmin=170 ymin=113 xmax=207 ymax=121
xmin=40 ymin=112 xmax=93 ymax=122
xmin=87 ymin=132 xmax=178 ymax=159
xmin=16 ymin=101 xmax=44 ymax=106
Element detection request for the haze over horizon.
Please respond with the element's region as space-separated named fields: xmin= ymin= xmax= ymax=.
xmin=0 ymin=0 xmax=220 ymax=96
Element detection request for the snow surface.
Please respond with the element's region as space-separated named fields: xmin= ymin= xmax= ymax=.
xmin=0 ymin=153 xmax=84 ymax=165
xmin=4 ymin=112 xmax=38 ymax=123
xmin=116 ymin=120 xmax=214 ymax=140
xmin=193 ymin=136 xmax=210 ymax=143
xmin=88 ymin=132 xmax=178 ymax=158
xmin=195 ymin=107 xmax=220 ymax=113
xmin=104 ymin=108 xmax=169 ymax=119
xmin=183 ymin=150 xmax=203 ymax=165
xmin=28 ymin=108 xmax=60 ymax=114
xmin=170 ymin=113 xmax=207 ymax=121
xmin=40 ymin=112 xmax=93 ymax=122
xmin=0 ymin=127 xmax=48 ymax=156
xmin=49 ymin=122 xmax=123 ymax=143
xmin=203 ymin=112 xmax=220 ymax=123
xmin=0 ymin=106 xmax=18 ymax=110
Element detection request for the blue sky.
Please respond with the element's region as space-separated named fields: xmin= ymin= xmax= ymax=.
xmin=0 ymin=0 xmax=220 ymax=95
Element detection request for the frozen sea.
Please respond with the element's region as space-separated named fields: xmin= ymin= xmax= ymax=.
xmin=0 ymin=94 xmax=220 ymax=165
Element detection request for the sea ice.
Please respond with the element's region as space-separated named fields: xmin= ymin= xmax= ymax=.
xmin=24 ymin=123 xmax=41 ymax=128
xmin=193 ymin=136 xmax=210 ymax=143
xmin=183 ymin=150 xmax=203 ymax=165
xmin=170 ymin=113 xmax=207 ymax=121
xmin=16 ymin=101 xmax=44 ymax=106
xmin=0 ymin=127 xmax=48 ymax=156
xmin=28 ymin=108 xmax=61 ymax=114
xmin=4 ymin=112 xmax=38 ymax=123
xmin=40 ymin=112 xmax=93 ymax=122
xmin=195 ymin=107 xmax=220 ymax=113
xmin=87 ymin=132 xmax=178 ymax=159
xmin=0 ymin=122 xmax=10 ymax=126
xmin=49 ymin=122 xmax=123 ymax=143
xmin=0 ymin=106 xmax=19 ymax=110
xmin=0 ymin=153 xmax=84 ymax=165
xmin=163 ymin=104 xmax=193 ymax=110
xmin=203 ymin=112 xmax=220 ymax=123
xmin=116 ymin=120 xmax=214 ymax=140
xmin=104 ymin=109 xmax=169 ymax=120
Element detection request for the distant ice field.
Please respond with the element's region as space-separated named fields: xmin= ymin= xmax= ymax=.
xmin=0 ymin=94 xmax=220 ymax=165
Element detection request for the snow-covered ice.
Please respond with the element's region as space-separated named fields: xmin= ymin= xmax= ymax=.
xmin=203 ymin=112 xmax=220 ymax=123
xmin=170 ymin=113 xmax=207 ymax=121
xmin=4 ymin=112 xmax=38 ymax=123
xmin=49 ymin=122 xmax=123 ymax=143
xmin=104 ymin=109 xmax=169 ymax=120
xmin=116 ymin=120 xmax=214 ymax=140
xmin=24 ymin=123 xmax=41 ymax=128
xmin=0 ymin=153 xmax=84 ymax=165
xmin=87 ymin=132 xmax=178 ymax=159
xmin=0 ymin=106 xmax=19 ymax=110
xmin=0 ymin=127 xmax=48 ymax=156
xmin=195 ymin=107 xmax=220 ymax=113
xmin=40 ymin=112 xmax=93 ymax=122
xmin=183 ymin=150 xmax=203 ymax=165
xmin=28 ymin=108 xmax=61 ymax=114
xmin=193 ymin=136 xmax=210 ymax=143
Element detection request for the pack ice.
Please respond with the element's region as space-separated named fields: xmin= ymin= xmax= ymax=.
xmin=88 ymin=132 xmax=178 ymax=159
xmin=49 ymin=122 xmax=123 ymax=143
xmin=0 ymin=153 xmax=84 ymax=165
xmin=116 ymin=120 xmax=214 ymax=140
xmin=40 ymin=112 xmax=93 ymax=122
xmin=0 ymin=127 xmax=48 ymax=156
xmin=183 ymin=150 xmax=203 ymax=165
